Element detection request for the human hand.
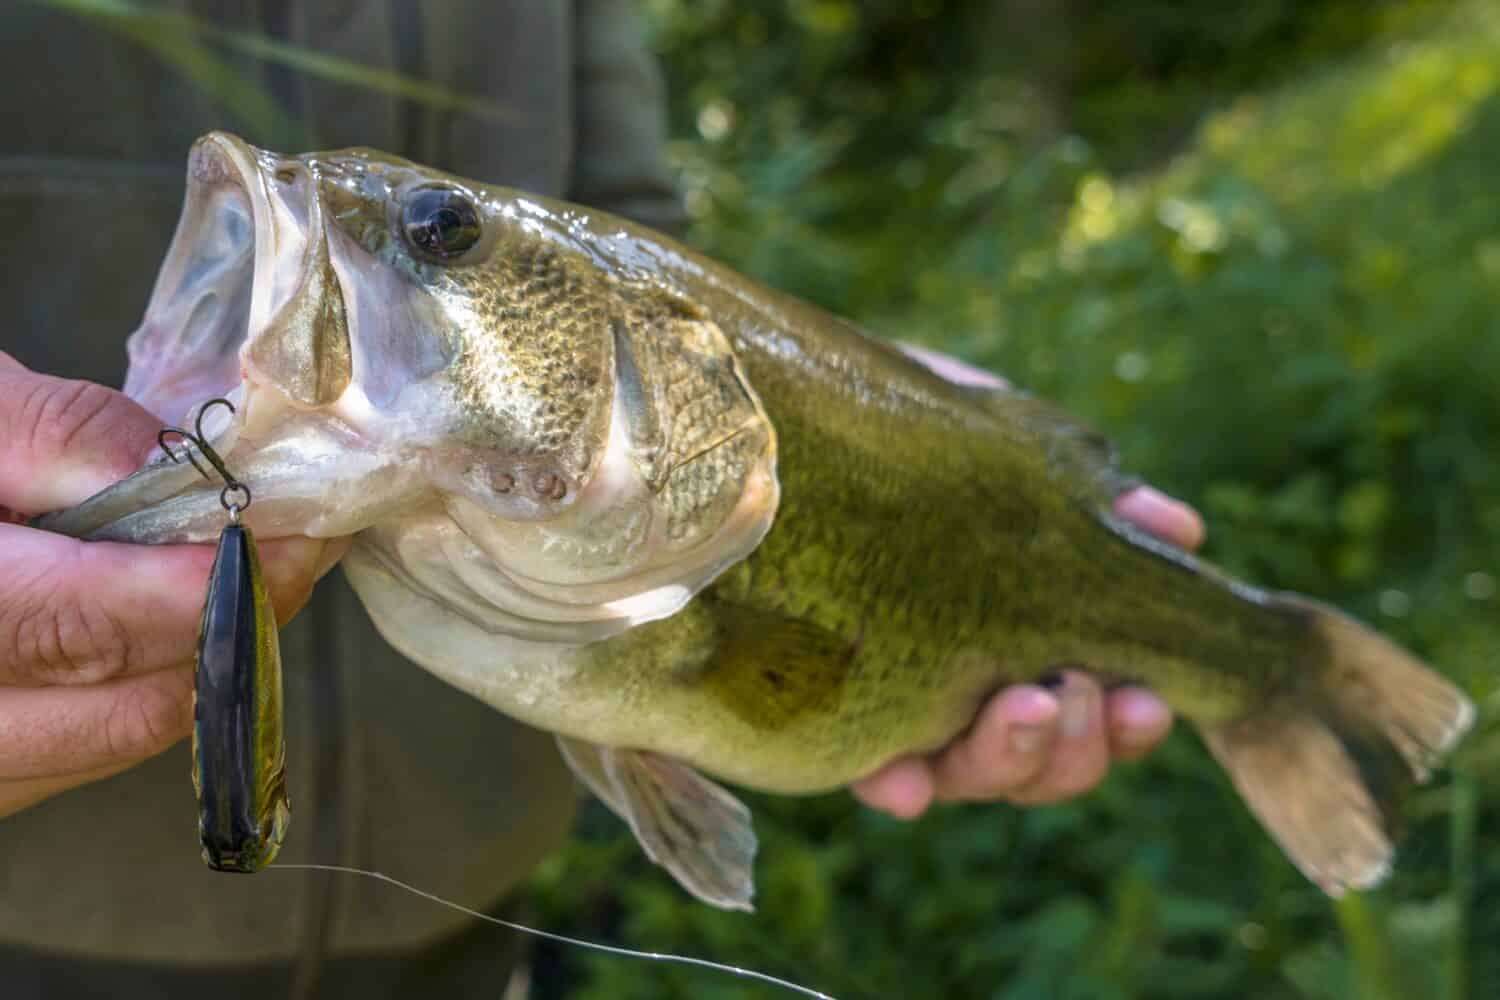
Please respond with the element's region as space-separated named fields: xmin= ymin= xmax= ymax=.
xmin=854 ymin=347 xmax=1205 ymax=819
xmin=0 ymin=353 xmax=345 ymax=818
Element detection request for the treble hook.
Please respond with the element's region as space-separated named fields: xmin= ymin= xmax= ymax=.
xmin=158 ymin=398 xmax=252 ymax=518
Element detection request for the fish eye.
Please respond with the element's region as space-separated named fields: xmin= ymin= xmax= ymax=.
xmin=401 ymin=186 xmax=481 ymax=262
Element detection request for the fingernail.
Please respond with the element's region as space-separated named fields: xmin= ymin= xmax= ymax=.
xmin=1110 ymin=688 xmax=1173 ymax=742
xmin=1114 ymin=487 xmax=1205 ymax=550
xmin=1060 ymin=684 xmax=1093 ymax=740
xmin=1009 ymin=724 xmax=1046 ymax=754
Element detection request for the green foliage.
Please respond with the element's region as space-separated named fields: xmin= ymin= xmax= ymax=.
xmin=532 ymin=2 xmax=1500 ymax=997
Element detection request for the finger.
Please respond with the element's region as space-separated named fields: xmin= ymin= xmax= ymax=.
xmin=896 ymin=343 xmax=1012 ymax=390
xmin=1106 ymin=686 xmax=1174 ymax=761
xmin=851 ymin=755 xmax=935 ymax=820
xmin=0 ymin=526 xmax=214 ymax=686
xmin=0 ymin=358 xmax=163 ymax=513
xmin=1112 ymin=487 xmax=1205 ymax=552
xmin=0 ymin=758 xmax=140 ymax=820
xmin=0 ymin=666 xmax=193 ymax=780
xmin=312 ymin=535 xmax=351 ymax=583
xmin=932 ymin=685 xmax=1060 ymax=802
xmin=0 ymin=525 xmax=334 ymax=686
xmin=264 ymin=535 xmax=350 ymax=624
xmin=1001 ymin=672 xmax=1110 ymax=806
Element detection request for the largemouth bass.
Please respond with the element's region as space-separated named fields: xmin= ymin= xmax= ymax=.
xmin=41 ymin=133 xmax=1473 ymax=910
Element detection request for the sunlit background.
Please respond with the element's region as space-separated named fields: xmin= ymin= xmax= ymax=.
xmin=530 ymin=2 xmax=1500 ymax=997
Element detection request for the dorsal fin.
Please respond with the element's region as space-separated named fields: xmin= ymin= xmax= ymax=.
xmin=965 ymin=383 xmax=1140 ymax=506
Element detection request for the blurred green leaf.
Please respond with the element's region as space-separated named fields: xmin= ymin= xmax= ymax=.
xmin=534 ymin=1 xmax=1500 ymax=996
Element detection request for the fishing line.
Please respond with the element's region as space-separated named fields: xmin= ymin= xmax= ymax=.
xmin=271 ymin=863 xmax=837 ymax=999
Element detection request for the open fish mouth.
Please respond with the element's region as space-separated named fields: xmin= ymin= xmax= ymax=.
xmin=128 ymin=133 xmax=339 ymax=424
xmin=37 ymin=132 xmax=781 ymax=647
xmin=38 ymin=133 xmax=419 ymax=545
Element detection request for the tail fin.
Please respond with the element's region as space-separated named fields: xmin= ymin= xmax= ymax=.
xmin=1199 ymin=598 xmax=1473 ymax=896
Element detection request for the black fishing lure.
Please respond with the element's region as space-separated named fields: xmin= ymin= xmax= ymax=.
xmin=160 ymin=399 xmax=289 ymax=873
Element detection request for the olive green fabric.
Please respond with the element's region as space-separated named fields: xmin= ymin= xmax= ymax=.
xmin=0 ymin=0 xmax=680 ymax=989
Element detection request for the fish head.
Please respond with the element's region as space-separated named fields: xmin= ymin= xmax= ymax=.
xmin=41 ymin=133 xmax=779 ymax=643
xmin=120 ymin=133 xmax=618 ymax=527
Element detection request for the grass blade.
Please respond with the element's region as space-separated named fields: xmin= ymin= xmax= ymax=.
xmin=30 ymin=0 xmax=516 ymax=132
xmin=35 ymin=0 xmax=305 ymax=148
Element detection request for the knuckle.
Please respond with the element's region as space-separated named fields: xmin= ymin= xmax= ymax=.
xmin=1039 ymin=755 xmax=1110 ymax=803
xmin=26 ymin=379 xmax=119 ymax=462
xmin=1 ymin=560 xmax=141 ymax=685
xmin=104 ymin=671 xmax=192 ymax=760
xmin=941 ymin=741 xmax=986 ymax=786
xmin=939 ymin=745 xmax=1042 ymax=802
xmin=1001 ymin=742 xmax=1110 ymax=806
xmin=982 ymin=765 xmax=1046 ymax=801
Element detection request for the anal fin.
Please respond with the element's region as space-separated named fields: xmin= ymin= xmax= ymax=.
xmin=558 ymin=737 xmax=758 ymax=911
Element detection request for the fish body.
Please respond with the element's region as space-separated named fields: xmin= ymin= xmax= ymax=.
xmin=40 ymin=133 xmax=1473 ymax=909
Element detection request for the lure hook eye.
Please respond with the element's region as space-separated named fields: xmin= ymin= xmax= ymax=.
xmin=157 ymin=398 xmax=252 ymax=517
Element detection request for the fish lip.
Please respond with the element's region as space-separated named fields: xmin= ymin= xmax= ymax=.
xmin=40 ymin=134 xmax=341 ymax=542
xmin=189 ymin=131 xmax=280 ymax=287
xmin=124 ymin=131 xmax=329 ymax=425
xmin=199 ymin=131 xmax=318 ymax=353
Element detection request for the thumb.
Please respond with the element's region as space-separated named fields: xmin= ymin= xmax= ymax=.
xmin=0 ymin=352 xmax=164 ymax=514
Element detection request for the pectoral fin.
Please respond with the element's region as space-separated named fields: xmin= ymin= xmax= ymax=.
xmin=557 ymin=737 xmax=757 ymax=911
